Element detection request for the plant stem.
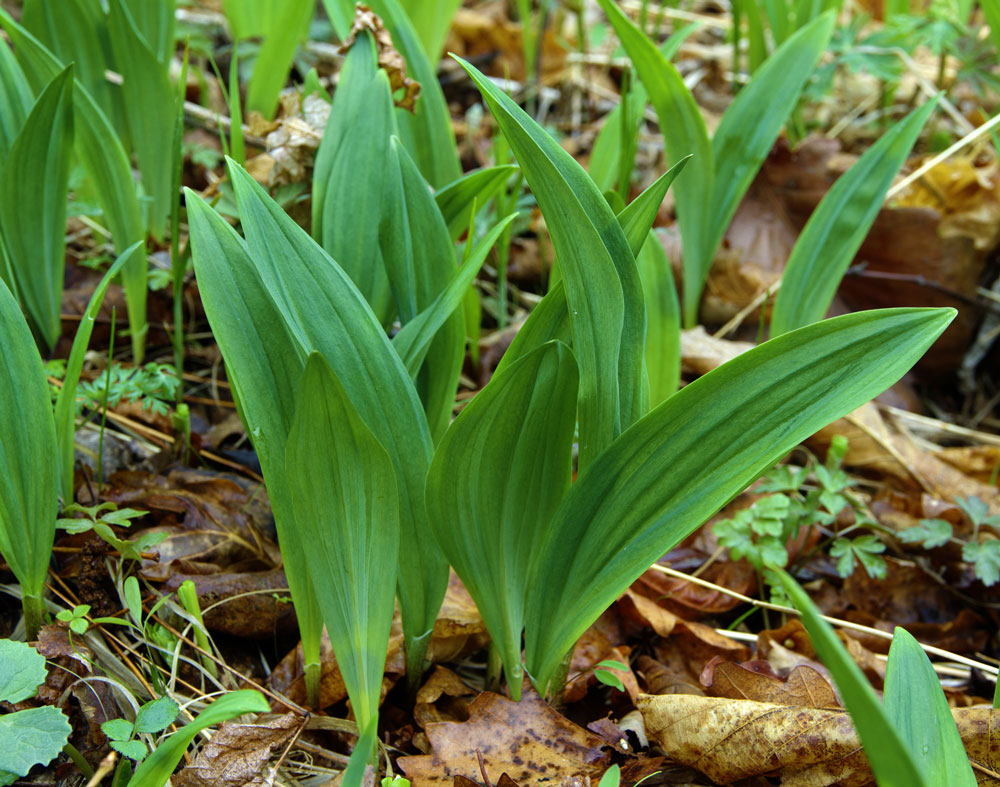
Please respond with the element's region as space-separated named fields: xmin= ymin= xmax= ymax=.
xmin=22 ymin=593 xmax=47 ymax=641
xmin=97 ymin=308 xmax=115 ymax=486
xmin=63 ymin=743 xmax=95 ymax=780
xmin=544 ymin=649 xmax=573 ymax=706
xmin=405 ymin=629 xmax=432 ymax=700
xmin=485 ymin=641 xmax=502 ymax=692
xmin=303 ymin=660 xmax=321 ymax=710
xmin=171 ymin=44 xmax=189 ymax=405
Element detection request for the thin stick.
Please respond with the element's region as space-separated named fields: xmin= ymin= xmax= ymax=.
xmin=649 ymin=563 xmax=999 ymax=678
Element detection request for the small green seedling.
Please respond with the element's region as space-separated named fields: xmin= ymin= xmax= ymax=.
xmin=57 ymin=502 xmax=164 ymax=562
xmin=899 ymin=494 xmax=1000 ymax=585
xmin=593 ymin=660 xmax=629 ymax=693
xmin=381 ymin=776 xmax=411 ymax=787
xmin=56 ymin=604 xmax=92 ymax=636
xmin=0 ymin=640 xmax=72 ymax=786
xmin=102 ymin=696 xmax=179 ymax=764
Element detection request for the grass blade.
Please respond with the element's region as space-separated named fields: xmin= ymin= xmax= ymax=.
xmin=434 ymin=164 xmax=518 ymax=241
xmin=427 ymin=342 xmax=578 ymax=699
xmin=286 ymin=354 xmax=399 ymax=732
xmin=524 ymin=307 xmax=955 ymax=692
xmin=771 ymin=98 xmax=937 ymax=335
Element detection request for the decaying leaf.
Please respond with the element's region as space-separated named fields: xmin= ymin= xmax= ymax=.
xmin=172 ymin=712 xmax=300 ymax=787
xmin=701 ymin=658 xmax=839 ymax=708
xmin=398 ymin=688 xmax=610 ymax=785
xmin=341 ymin=4 xmax=419 ymax=111
xmin=638 ymin=693 xmax=999 ymax=786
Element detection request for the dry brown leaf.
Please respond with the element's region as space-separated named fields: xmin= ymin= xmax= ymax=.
xmin=639 ymin=693 xmax=999 ymax=786
xmin=398 ymin=688 xmax=610 ymax=785
xmin=701 ymin=658 xmax=839 ymax=708
xmin=342 ymin=4 xmax=419 ymax=111
xmin=172 ymin=712 xmax=300 ymax=787
xmin=414 ymin=666 xmax=477 ymax=728
xmin=679 ymin=326 xmax=755 ymax=377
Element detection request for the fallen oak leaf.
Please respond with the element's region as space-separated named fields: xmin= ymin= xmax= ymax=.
xmin=398 ymin=688 xmax=610 ymax=786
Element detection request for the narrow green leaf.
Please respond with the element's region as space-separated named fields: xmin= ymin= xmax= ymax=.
xmin=597 ymin=0 xmax=712 ymax=328
xmin=637 ymin=232 xmax=681 ymax=405
xmin=0 ymin=41 xmax=32 ymax=157
xmin=0 ymin=10 xmax=147 ymax=360
xmin=245 ymin=1 xmax=315 ymax=119
xmin=128 ymin=691 xmax=269 ymax=787
xmin=398 ymin=0 xmax=462 ymax=61
xmin=427 ymin=342 xmax=578 ymax=699
xmin=225 ymin=161 xmax=447 ymax=673
xmin=616 ymin=156 xmax=689 ymax=259
xmin=707 ymin=12 xmax=834 ymax=267
xmin=771 ymin=97 xmax=937 ymax=335
xmin=524 ymin=307 xmax=955 ymax=691
xmin=393 ymin=214 xmax=517 ymax=377
xmin=123 ymin=0 xmax=175 ymax=67
xmin=884 ymin=627 xmax=976 ymax=785
xmin=54 ymin=243 xmax=142 ymax=501
xmin=108 ymin=0 xmax=176 ymax=241
xmin=287 ymin=354 xmax=399 ymax=730
xmin=0 ymin=65 xmax=73 ymax=350
xmin=434 ymin=164 xmax=518 ymax=241
xmin=457 ymin=55 xmax=646 ymax=467
xmin=589 ymin=84 xmax=647 ymax=195
xmin=312 ymin=32 xmax=395 ymax=325
xmin=0 ymin=278 xmax=57 ymax=608
xmin=773 ymin=570 xmax=926 ymax=787
xmin=494 ymin=280 xmax=573 ymax=376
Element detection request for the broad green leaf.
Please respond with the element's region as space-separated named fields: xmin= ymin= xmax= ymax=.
xmin=494 ymin=280 xmax=573 ymax=376
xmin=0 ymin=42 xmax=32 ymax=157
xmin=322 ymin=0 xmax=461 ymax=188
xmin=128 ymin=691 xmax=269 ymax=787
xmin=637 ymin=232 xmax=681 ymax=405
xmin=108 ymin=0 xmax=176 ymax=241
xmin=0 ymin=640 xmax=47 ymax=703
xmin=616 ymin=157 xmax=689 ymax=258
xmin=312 ymin=32 xmax=395 ymax=325
xmin=21 ymin=0 xmax=128 ymax=146
xmin=54 ymin=242 xmax=142 ymax=501
xmin=382 ymin=137 xmax=464 ymax=441
xmin=0 ymin=278 xmax=58 ymax=618
xmin=458 ymin=56 xmax=646 ymax=468
xmin=0 ymin=10 xmax=147 ymax=360
xmin=707 ymin=11 xmax=834 ymax=293
xmin=0 ymin=66 xmax=73 ymax=350
xmin=771 ymin=104 xmax=937 ymax=336
xmin=884 ymin=627 xmax=977 ymax=785
xmin=225 ymin=161 xmax=447 ymax=676
xmin=523 ymin=307 xmax=955 ymax=691
xmin=427 ymin=342 xmax=578 ymax=700
xmin=597 ymin=0 xmax=712 ymax=328
xmin=0 ymin=707 xmax=71 ymax=786
xmin=393 ymin=214 xmax=517 ymax=377
xmin=434 ymin=164 xmax=519 ymax=241
xmin=132 ymin=696 xmax=178 ymax=734
xmin=123 ymin=0 xmax=175 ymax=67
xmin=286 ymin=354 xmax=399 ymax=730
xmin=185 ymin=192 xmax=322 ymax=698
xmin=774 ymin=570 xmax=926 ymax=787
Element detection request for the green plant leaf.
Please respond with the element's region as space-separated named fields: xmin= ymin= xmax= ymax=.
xmin=133 ymin=696 xmax=179 ymax=734
xmin=596 ymin=0 xmax=712 ymax=328
xmin=615 ymin=157 xmax=689 ymax=258
xmin=0 ymin=40 xmax=32 ymax=158
xmin=434 ymin=164 xmax=518 ymax=241
xmin=772 ymin=98 xmax=937 ymax=335
xmin=899 ymin=517 xmax=953 ymax=549
xmin=398 ymin=0 xmax=461 ymax=61
xmin=392 ymin=214 xmax=517 ymax=377
xmin=53 ymin=244 xmax=140 ymax=500
xmin=286 ymin=353 xmax=400 ymax=730
xmin=107 ymin=0 xmax=176 ymax=241
xmin=0 ymin=707 xmax=72 ymax=785
xmin=426 ymin=341 xmax=578 ymax=699
xmin=773 ymin=569 xmax=927 ymax=787
xmin=457 ymin=55 xmax=646 ymax=469
xmin=884 ymin=627 xmax=976 ymax=785
xmin=101 ymin=718 xmax=135 ymax=743
xmin=0 ymin=10 xmax=147 ymax=360
xmin=524 ymin=307 xmax=954 ymax=692
xmin=962 ymin=540 xmax=1000 ymax=586
xmin=494 ymin=280 xmax=573 ymax=376
xmin=128 ymin=690 xmax=269 ymax=787
xmin=0 ymin=640 xmax=47 ymax=703
xmin=112 ymin=739 xmax=148 ymax=762
xmin=0 ymin=65 xmax=73 ymax=350
xmin=0 ymin=278 xmax=58 ymax=629
xmin=636 ymin=232 xmax=681 ymax=405
xmin=312 ymin=32 xmax=396 ymax=325
xmin=225 ymin=160 xmax=447 ymax=678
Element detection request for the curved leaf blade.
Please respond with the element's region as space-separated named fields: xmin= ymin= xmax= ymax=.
xmin=524 ymin=307 xmax=955 ymax=690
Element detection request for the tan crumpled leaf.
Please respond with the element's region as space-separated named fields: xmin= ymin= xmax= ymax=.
xmin=172 ymin=712 xmax=300 ymax=787
xmin=639 ymin=693 xmax=999 ymax=786
xmin=342 ymin=4 xmax=419 ymax=111
xmin=701 ymin=658 xmax=839 ymax=708
xmin=398 ymin=688 xmax=610 ymax=785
